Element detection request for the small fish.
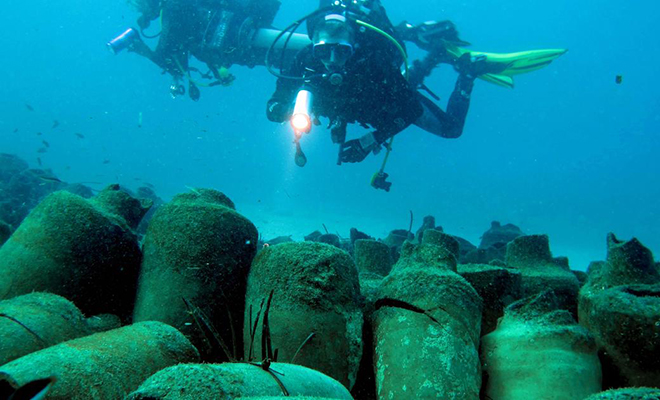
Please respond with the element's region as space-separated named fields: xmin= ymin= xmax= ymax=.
xmin=615 ymin=75 xmax=623 ymax=84
xmin=42 ymin=140 xmax=50 ymax=147
xmin=143 ymin=182 xmax=154 ymax=188
xmin=52 ymin=120 xmax=59 ymax=129
xmin=36 ymin=132 xmax=42 ymax=136
xmin=39 ymin=175 xmax=62 ymax=184
xmin=75 ymin=133 xmax=85 ymax=139
xmin=25 ymin=103 xmax=34 ymax=111
xmin=37 ymin=157 xmax=42 ymax=166
xmin=102 ymin=159 xmax=110 ymax=164
xmin=37 ymin=148 xmax=48 ymax=153
xmin=13 ymin=128 xmax=18 ymax=133
xmin=138 ymin=111 xmax=143 ymax=128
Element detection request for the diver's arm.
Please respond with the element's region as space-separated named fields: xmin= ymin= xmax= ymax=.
xmin=267 ymin=79 xmax=298 ymax=122
xmin=340 ymin=90 xmax=422 ymax=163
xmin=442 ymin=74 xmax=474 ymax=138
xmin=127 ymin=39 xmax=181 ymax=78
xmin=266 ymin=47 xmax=312 ymax=122
xmin=412 ymin=72 xmax=474 ymax=139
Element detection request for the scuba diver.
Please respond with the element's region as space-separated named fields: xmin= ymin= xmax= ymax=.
xmin=108 ymin=0 xmax=309 ymax=101
xmin=264 ymin=0 xmax=567 ymax=191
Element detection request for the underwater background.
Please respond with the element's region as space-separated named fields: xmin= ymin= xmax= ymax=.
xmin=1 ymin=0 xmax=658 ymax=270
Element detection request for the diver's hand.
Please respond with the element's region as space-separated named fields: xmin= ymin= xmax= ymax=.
xmin=454 ymin=53 xmax=505 ymax=79
xmin=266 ymin=99 xmax=291 ymax=123
xmin=340 ymin=133 xmax=377 ymax=163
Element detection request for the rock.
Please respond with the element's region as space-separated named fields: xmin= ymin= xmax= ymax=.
xmin=126 ymin=363 xmax=352 ymax=399
xmin=133 ymin=188 xmax=257 ymax=361
xmin=244 ymin=242 xmax=362 ymax=390
xmin=0 ymin=185 xmax=149 ymax=320
xmin=457 ymin=264 xmax=522 ymax=336
xmin=0 ymin=321 xmax=199 ymax=400
xmin=0 ymin=168 xmax=66 ymax=228
xmin=479 ymin=221 xmax=523 ymax=249
xmin=578 ymin=234 xmax=660 ymax=389
xmin=0 ymin=153 xmax=28 ymax=183
xmin=373 ymin=232 xmax=482 ymax=399
xmin=481 ymin=290 xmax=602 ymax=400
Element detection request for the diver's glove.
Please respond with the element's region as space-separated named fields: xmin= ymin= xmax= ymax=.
xmin=266 ymin=99 xmax=291 ymax=123
xmin=340 ymin=132 xmax=378 ymax=163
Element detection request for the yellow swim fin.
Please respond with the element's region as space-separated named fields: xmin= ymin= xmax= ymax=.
xmin=443 ymin=41 xmax=567 ymax=88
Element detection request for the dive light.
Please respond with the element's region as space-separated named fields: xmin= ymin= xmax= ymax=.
xmin=290 ymin=89 xmax=314 ymax=135
xmin=107 ymin=28 xmax=139 ymax=55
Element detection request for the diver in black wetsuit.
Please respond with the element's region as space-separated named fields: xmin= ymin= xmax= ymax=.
xmin=266 ymin=0 xmax=495 ymax=166
xmin=111 ymin=0 xmax=294 ymax=100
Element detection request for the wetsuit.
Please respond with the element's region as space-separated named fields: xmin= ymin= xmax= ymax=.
xmin=266 ymin=0 xmax=422 ymax=147
xmin=133 ymin=0 xmax=281 ymax=78
xmin=267 ymin=0 xmax=477 ymax=157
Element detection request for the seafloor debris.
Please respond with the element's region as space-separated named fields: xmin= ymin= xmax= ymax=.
xmin=0 ymin=177 xmax=657 ymax=399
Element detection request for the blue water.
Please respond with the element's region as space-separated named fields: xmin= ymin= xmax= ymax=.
xmin=1 ymin=0 xmax=658 ymax=270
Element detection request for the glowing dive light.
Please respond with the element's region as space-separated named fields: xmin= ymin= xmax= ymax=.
xmin=291 ymin=89 xmax=314 ymax=134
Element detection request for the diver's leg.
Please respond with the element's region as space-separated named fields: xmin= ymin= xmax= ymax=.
xmin=413 ymin=75 xmax=474 ymax=139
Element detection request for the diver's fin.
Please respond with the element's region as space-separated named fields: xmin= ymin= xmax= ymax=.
xmin=443 ymin=41 xmax=567 ymax=88
xmin=480 ymin=73 xmax=515 ymax=89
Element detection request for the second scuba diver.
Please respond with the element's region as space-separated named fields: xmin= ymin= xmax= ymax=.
xmin=264 ymin=0 xmax=567 ymax=190
xmin=109 ymin=0 xmax=309 ymax=100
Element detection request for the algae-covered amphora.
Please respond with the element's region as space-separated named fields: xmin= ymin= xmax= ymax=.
xmin=0 ymin=184 xmax=150 ymax=319
xmin=133 ymin=189 xmax=258 ymax=360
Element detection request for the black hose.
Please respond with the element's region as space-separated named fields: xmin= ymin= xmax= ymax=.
xmin=264 ymin=6 xmax=334 ymax=80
